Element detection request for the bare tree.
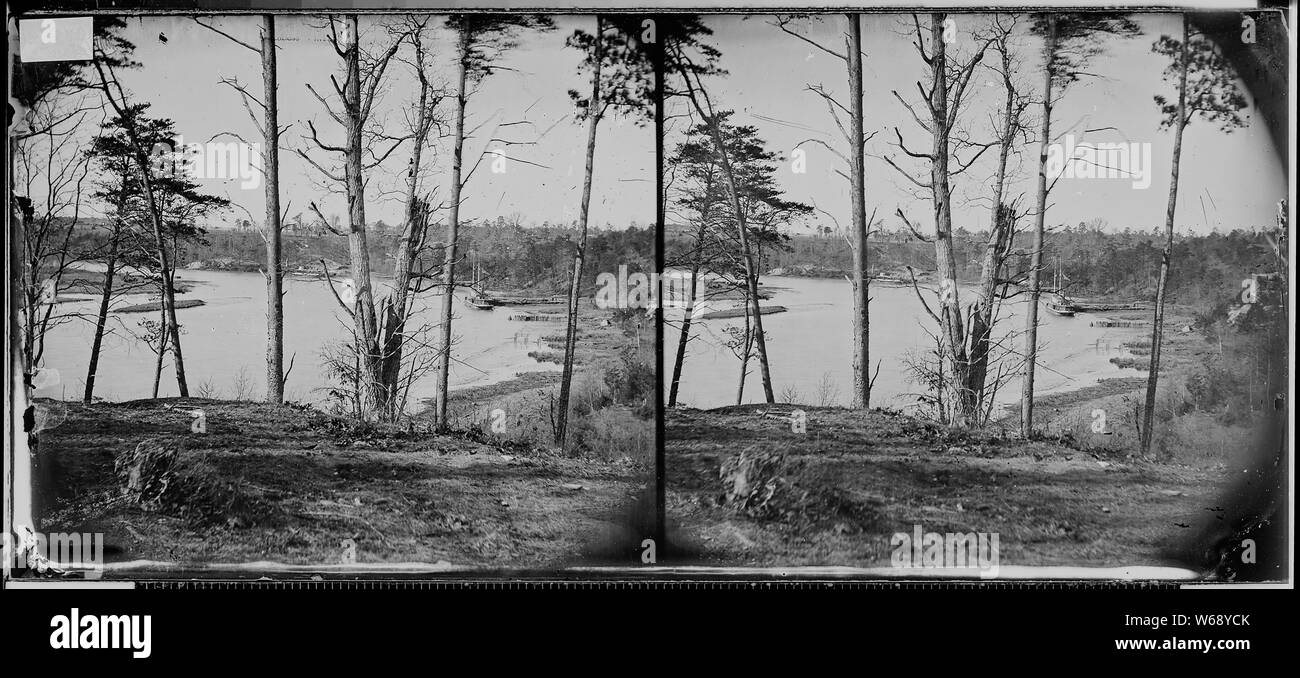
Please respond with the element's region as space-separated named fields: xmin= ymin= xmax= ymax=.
xmin=555 ymin=16 xmax=653 ymax=445
xmin=965 ymin=15 xmax=1030 ymax=411
xmin=1019 ymin=12 xmax=1140 ymax=436
xmin=14 ymin=97 xmax=96 ymax=376
xmin=1139 ymin=15 xmax=1246 ymax=457
xmin=433 ymin=15 xmax=554 ymax=430
xmin=886 ymin=13 xmax=993 ymax=425
xmin=10 ymin=20 xmax=140 ymax=404
xmin=555 ymin=15 xmax=606 ymax=445
xmin=379 ymin=17 xmax=450 ymax=419
xmin=298 ymin=15 xmax=405 ymax=420
xmin=195 ymin=15 xmax=289 ymax=404
xmin=773 ymin=14 xmax=876 ymax=408
xmin=8 ymin=16 xmax=136 ymax=536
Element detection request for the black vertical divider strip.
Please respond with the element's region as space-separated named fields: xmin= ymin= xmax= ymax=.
xmin=652 ymin=13 xmax=667 ymax=560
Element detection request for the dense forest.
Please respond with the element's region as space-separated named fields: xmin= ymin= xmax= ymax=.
xmin=67 ymin=219 xmax=655 ymax=295
xmin=668 ymin=222 xmax=1280 ymax=306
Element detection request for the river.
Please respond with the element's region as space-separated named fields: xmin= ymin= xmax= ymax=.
xmin=663 ymin=275 xmax=1144 ymax=412
xmin=37 ymin=269 xmax=559 ymax=409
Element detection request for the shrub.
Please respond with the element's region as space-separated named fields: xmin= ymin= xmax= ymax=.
xmin=564 ymin=407 xmax=653 ymax=465
xmin=114 ymin=438 xmax=271 ymax=528
xmin=603 ymin=349 xmax=655 ymax=418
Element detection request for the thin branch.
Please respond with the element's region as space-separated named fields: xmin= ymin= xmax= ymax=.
xmin=194 ymin=17 xmax=261 ymax=54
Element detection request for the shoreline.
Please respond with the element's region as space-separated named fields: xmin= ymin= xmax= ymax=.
xmin=687 ymin=275 xmax=1182 ymax=423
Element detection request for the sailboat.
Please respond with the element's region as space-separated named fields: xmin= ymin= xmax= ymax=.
xmin=1044 ymin=254 xmax=1077 ymax=317
xmin=463 ymin=254 xmax=496 ymax=310
xmin=464 ymin=296 xmax=496 ymax=311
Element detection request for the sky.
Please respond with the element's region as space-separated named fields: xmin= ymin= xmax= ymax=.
xmin=667 ymin=13 xmax=1287 ymax=236
xmin=96 ymin=15 xmax=654 ymax=230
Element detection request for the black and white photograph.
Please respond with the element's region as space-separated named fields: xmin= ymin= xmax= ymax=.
xmin=659 ymin=11 xmax=1288 ymax=578
xmin=8 ymin=12 xmax=657 ymax=573
xmin=1 ymin=0 xmax=1295 ymax=664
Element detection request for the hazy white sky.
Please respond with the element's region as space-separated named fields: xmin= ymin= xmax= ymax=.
xmin=670 ymin=13 xmax=1286 ymax=236
xmin=105 ymin=15 xmax=653 ymax=229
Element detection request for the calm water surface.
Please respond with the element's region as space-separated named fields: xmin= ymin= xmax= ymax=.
xmin=663 ymin=275 xmax=1144 ymax=411
xmin=39 ymin=270 xmax=558 ymax=409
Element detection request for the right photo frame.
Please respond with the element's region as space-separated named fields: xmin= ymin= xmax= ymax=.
xmin=656 ymin=10 xmax=1289 ymax=581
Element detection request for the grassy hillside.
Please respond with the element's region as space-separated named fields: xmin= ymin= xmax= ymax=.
xmin=35 ymin=399 xmax=653 ymax=573
xmin=665 ymin=404 xmax=1244 ymax=573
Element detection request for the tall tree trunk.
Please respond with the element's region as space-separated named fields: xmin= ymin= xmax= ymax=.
xmin=927 ymin=14 xmax=973 ymax=424
xmin=262 ymin=15 xmax=284 ymax=404
xmin=725 ymin=153 xmax=775 ymax=404
xmin=847 ymin=13 xmax=871 ymax=409
xmin=133 ymin=173 xmax=187 ymax=398
xmin=556 ymin=16 xmax=604 ymax=445
xmin=671 ymin=57 xmax=775 ymax=403
xmin=84 ymin=222 xmax=121 ymax=403
xmin=1140 ymin=17 xmax=1189 ymax=458
xmin=735 ymin=303 xmax=753 ymax=405
xmin=381 ymin=27 xmax=434 ymax=416
xmin=966 ymin=38 xmax=1017 ymax=416
xmin=19 ymin=208 xmax=36 ymax=373
xmin=966 ymin=206 xmax=1011 ymax=413
xmin=667 ymin=244 xmax=704 ymax=408
xmin=381 ymin=198 xmax=427 ymax=411
xmin=145 ymin=190 xmax=187 ymax=398
xmin=1020 ymin=15 xmax=1057 ymax=437
xmin=151 ymin=302 xmax=166 ymax=398
xmin=341 ymin=15 xmax=383 ymax=419
xmin=710 ymin=134 xmax=773 ymax=403
xmin=434 ymin=32 xmax=470 ymax=430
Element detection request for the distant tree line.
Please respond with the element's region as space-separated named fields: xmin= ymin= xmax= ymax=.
xmin=687 ymin=224 xmax=1279 ymax=306
xmin=111 ymin=222 xmax=656 ymax=294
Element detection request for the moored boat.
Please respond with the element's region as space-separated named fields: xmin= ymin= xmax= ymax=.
xmin=1045 ymin=296 xmax=1077 ymax=316
xmin=464 ymin=296 xmax=496 ymax=310
xmin=1045 ymin=255 xmax=1077 ymax=316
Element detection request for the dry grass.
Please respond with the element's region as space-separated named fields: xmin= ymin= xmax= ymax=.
xmin=36 ymin=399 xmax=650 ymax=571
xmin=665 ymin=405 xmax=1232 ymax=570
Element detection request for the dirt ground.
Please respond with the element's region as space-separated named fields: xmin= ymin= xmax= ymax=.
xmin=665 ymin=405 xmax=1236 ymax=572
xmin=34 ymin=399 xmax=653 ymax=574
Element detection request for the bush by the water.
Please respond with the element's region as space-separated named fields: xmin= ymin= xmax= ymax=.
xmin=603 ymin=348 xmax=655 ymax=418
xmin=558 ymin=346 xmax=655 ymax=461
xmin=564 ymin=407 xmax=653 ymax=466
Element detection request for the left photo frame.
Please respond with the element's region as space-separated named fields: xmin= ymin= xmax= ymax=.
xmin=7 ymin=13 xmax=660 ymax=576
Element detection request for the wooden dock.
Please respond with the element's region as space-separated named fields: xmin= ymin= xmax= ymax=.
xmin=486 ymin=293 xmax=566 ymax=306
xmin=1073 ymin=301 xmax=1148 ymax=312
xmin=700 ymin=305 xmax=788 ymax=320
xmin=115 ymin=299 xmax=206 ymax=314
xmin=1090 ymin=318 xmax=1148 ymax=328
xmin=509 ymin=312 xmax=565 ymax=322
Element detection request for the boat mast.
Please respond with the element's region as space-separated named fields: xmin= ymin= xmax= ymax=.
xmin=1054 ymin=254 xmax=1061 ymax=296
